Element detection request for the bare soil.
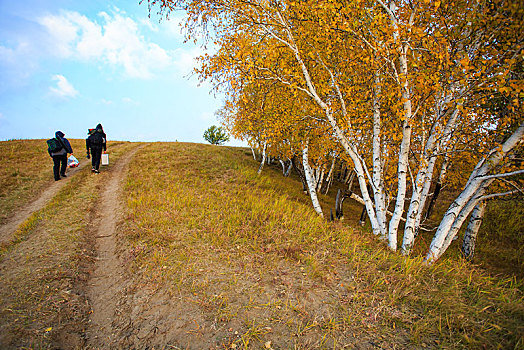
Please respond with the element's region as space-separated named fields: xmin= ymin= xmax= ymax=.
xmin=84 ymin=146 xmax=143 ymax=349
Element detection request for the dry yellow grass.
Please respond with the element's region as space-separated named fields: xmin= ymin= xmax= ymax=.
xmin=0 ymin=141 xmax=137 ymax=348
xmin=0 ymin=139 xmax=82 ymax=223
xmin=0 ymin=139 xmax=128 ymax=225
xmin=0 ymin=167 xmax=98 ymax=347
xmin=0 ymin=140 xmax=521 ymax=349
xmin=118 ymin=142 xmax=524 ymax=349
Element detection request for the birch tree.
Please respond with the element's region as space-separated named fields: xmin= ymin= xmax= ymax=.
xmin=148 ymin=0 xmax=523 ymax=264
xmin=461 ymin=200 xmax=487 ymax=261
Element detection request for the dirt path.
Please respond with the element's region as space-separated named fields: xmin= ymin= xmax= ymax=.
xmin=0 ymin=160 xmax=89 ymax=245
xmin=85 ymin=145 xmax=143 ymax=349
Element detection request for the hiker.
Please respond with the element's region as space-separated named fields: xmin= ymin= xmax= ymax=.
xmin=48 ymin=131 xmax=73 ymax=181
xmin=86 ymin=123 xmax=107 ymax=174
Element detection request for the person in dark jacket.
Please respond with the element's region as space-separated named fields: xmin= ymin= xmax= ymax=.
xmin=86 ymin=123 xmax=107 ymax=173
xmin=48 ymin=131 xmax=73 ymax=181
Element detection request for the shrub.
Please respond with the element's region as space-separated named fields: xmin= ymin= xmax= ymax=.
xmin=203 ymin=125 xmax=230 ymax=145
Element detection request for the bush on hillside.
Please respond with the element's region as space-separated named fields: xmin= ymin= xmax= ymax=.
xmin=203 ymin=125 xmax=230 ymax=145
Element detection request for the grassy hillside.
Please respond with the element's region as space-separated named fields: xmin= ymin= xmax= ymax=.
xmin=0 ymin=140 xmax=522 ymax=349
xmin=117 ymin=142 xmax=523 ymax=349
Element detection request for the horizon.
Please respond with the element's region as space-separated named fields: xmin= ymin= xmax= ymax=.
xmin=0 ymin=137 xmax=248 ymax=148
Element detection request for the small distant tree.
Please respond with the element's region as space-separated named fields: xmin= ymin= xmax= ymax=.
xmin=203 ymin=125 xmax=230 ymax=145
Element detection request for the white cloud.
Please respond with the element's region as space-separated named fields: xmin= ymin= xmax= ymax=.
xmin=0 ymin=42 xmax=39 ymax=86
xmin=38 ymin=13 xmax=78 ymax=57
xmin=0 ymin=45 xmax=17 ymax=64
xmin=122 ymin=97 xmax=139 ymax=105
xmin=38 ymin=10 xmax=176 ymax=79
xmin=100 ymin=99 xmax=113 ymax=105
xmin=49 ymin=74 xmax=78 ymax=98
xmin=173 ymin=46 xmax=206 ymax=77
xmin=140 ymin=18 xmax=159 ymax=32
xmin=160 ymin=16 xmax=185 ymax=39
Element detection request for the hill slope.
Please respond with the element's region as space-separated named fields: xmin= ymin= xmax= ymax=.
xmin=0 ymin=141 xmax=522 ymax=349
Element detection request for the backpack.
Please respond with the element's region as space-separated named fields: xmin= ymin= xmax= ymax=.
xmin=89 ymin=132 xmax=104 ymax=145
xmin=47 ymin=138 xmax=63 ymax=153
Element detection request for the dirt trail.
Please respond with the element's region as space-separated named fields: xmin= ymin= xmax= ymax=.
xmin=85 ymin=145 xmax=143 ymax=349
xmin=0 ymin=160 xmax=89 ymax=245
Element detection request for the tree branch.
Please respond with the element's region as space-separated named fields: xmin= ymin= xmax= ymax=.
xmin=476 ymin=169 xmax=524 ymax=181
xmin=479 ymin=190 xmax=522 ymax=201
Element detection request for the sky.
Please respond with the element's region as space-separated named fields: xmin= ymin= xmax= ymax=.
xmin=0 ymin=0 xmax=243 ymax=145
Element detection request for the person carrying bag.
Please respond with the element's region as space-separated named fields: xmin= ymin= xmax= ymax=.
xmin=47 ymin=131 xmax=73 ymax=181
xmin=86 ymin=123 xmax=107 ymax=174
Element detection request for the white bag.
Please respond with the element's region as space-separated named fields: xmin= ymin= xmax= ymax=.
xmin=67 ymin=155 xmax=79 ymax=168
xmin=101 ymin=153 xmax=109 ymax=166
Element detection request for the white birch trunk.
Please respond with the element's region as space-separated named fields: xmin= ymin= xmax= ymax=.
xmin=461 ymin=200 xmax=487 ymax=261
xmin=442 ymin=185 xmax=523 ymax=257
xmin=375 ymin=0 xmax=416 ymax=250
xmin=330 ymin=117 xmax=382 ymax=236
xmin=388 ymin=119 xmax=411 ymax=250
xmin=425 ymin=122 xmax=524 ymax=264
xmin=250 ymin=146 xmax=257 ymax=161
xmin=401 ymin=158 xmax=433 ymax=253
xmin=302 ymin=144 xmax=323 ymax=217
xmin=279 ymin=159 xmax=286 ymax=175
xmin=257 ymin=142 xmax=267 ymax=174
xmin=402 ymin=107 xmax=460 ymax=255
xmin=438 ymin=183 xmax=491 ymax=258
xmin=372 ymin=71 xmax=387 ymax=238
xmin=324 ymin=157 xmax=337 ymax=195
xmin=285 ymin=158 xmax=293 ymax=177
xmin=387 ymin=45 xmax=413 ymax=251
xmin=316 ymin=167 xmax=325 ymax=193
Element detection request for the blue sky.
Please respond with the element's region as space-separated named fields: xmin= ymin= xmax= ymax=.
xmin=0 ymin=0 xmax=242 ymax=145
